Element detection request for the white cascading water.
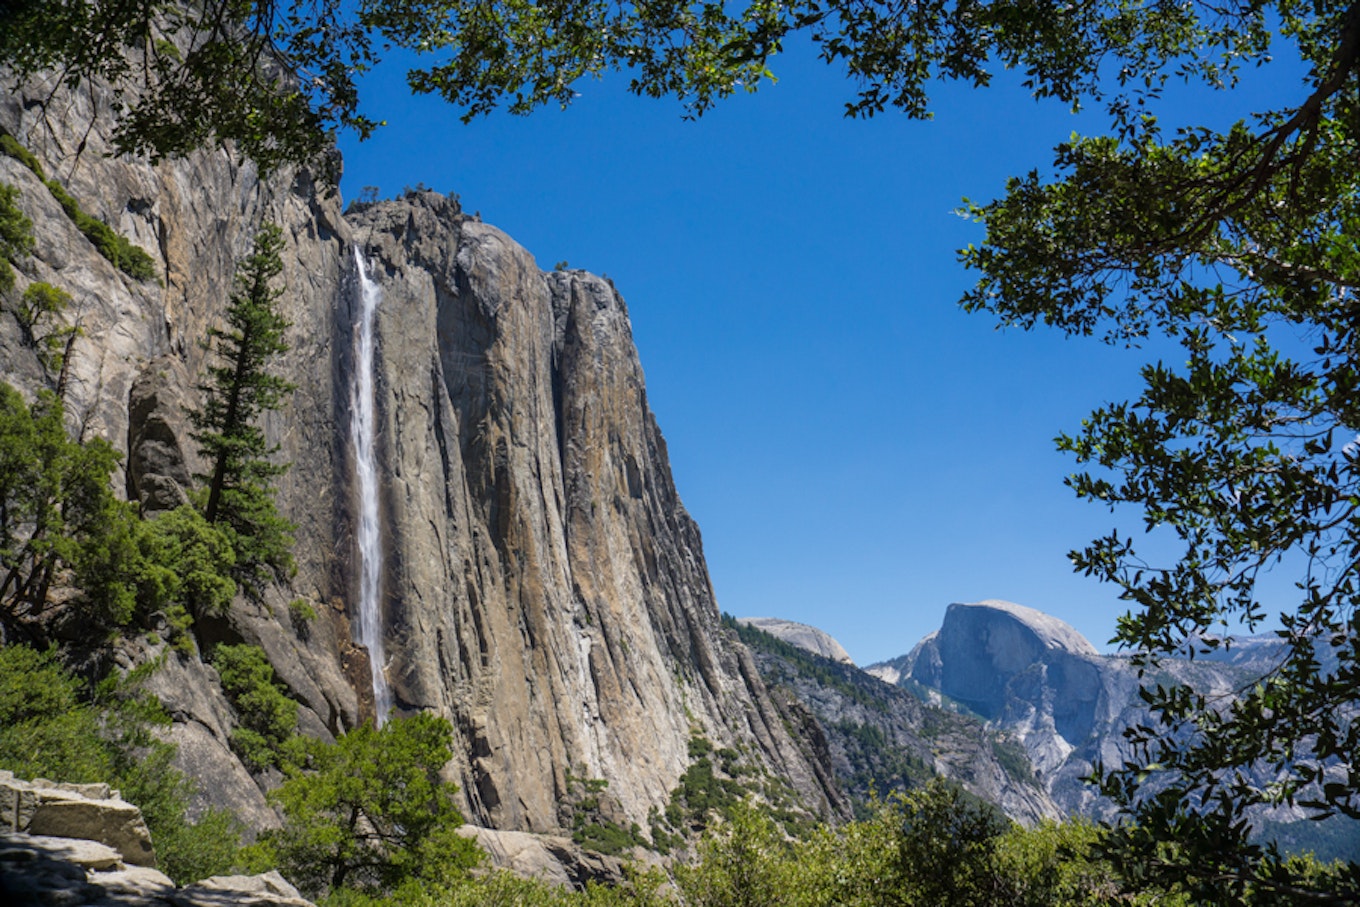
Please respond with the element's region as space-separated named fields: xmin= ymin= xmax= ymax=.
xmin=350 ymin=246 xmax=394 ymax=724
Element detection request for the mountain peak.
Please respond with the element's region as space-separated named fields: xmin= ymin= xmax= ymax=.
xmin=735 ymin=618 xmax=855 ymax=665
xmin=949 ymin=600 xmax=1099 ymax=657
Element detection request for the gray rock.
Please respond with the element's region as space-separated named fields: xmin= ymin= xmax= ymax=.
xmin=179 ymin=871 xmax=312 ymax=906
xmin=127 ymin=359 xmax=196 ymax=513
xmin=873 ymin=599 xmax=1259 ymax=817
xmin=460 ymin=826 xmax=627 ymax=888
xmin=0 ymin=65 xmax=834 ymax=845
xmin=736 ymin=618 xmax=855 ymax=665
xmin=0 ymin=775 xmax=156 ymax=868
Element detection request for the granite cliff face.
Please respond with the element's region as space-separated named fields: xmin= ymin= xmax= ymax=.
xmin=0 ymin=72 xmax=832 ymax=840
xmin=735 ymin=618 xmax=855 ymax=665
xmin=868 ymin=600 xmax=1250 ymax=816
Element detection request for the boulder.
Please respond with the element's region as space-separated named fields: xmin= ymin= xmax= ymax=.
xmin=180 ymin=871 xmax=314 ymax=906
xmin=0 ymin=773 xmax=156 ymax=867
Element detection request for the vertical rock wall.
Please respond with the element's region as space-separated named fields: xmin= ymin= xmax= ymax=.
xmin=0 ymin=74 xmax=834 ymax=834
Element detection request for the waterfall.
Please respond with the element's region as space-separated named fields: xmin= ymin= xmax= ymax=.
xmin=350 ymin=246 xmax=394 ymax=724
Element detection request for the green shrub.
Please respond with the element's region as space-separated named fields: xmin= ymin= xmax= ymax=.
xmin=288 ymin=597 xmax=317 ymax=634
xmin=0 ymin=181 xmax=34 ymax=293
xmin=211 ymin=643 xmax=298 ymax=771
xmin=0 ymin=131 xmax=44 ymax=178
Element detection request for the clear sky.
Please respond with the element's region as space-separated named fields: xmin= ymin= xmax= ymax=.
xmin=336 ymin=41 xmax=1302 ymax=666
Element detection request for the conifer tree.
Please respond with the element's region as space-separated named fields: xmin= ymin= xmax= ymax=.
xmin=191 ymin=223 xmax=296 ymax=591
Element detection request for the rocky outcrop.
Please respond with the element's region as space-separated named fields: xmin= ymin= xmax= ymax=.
xmin=869 ymin=600 xmax=1252 ymax=817
xmin=0 ymin=68 xmax=834 ymax=841
xmin=459 ymin=827 xmax=630 ymax=889
xmin=0 ymin=834 xmax=315 ymax=906
xmin=0 ymin=773 xmax=311 ymax=905
xmin=730 ymin=619 xmax=1059 ymax=824
xmin=0 ymin=772 xmax=156 ymax=868
xmin=736 ymin=618 xmax=854 ymax=665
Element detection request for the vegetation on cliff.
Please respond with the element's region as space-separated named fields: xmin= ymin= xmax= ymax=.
xmin=192 ymin=222 xmax=297 ymax=592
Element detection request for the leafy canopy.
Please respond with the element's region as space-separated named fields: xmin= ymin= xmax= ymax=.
xmin=246 ymin=711 xmax=480 ymax=900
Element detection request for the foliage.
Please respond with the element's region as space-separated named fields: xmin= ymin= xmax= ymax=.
xmin=12 ymin=281 xmax=77 ymax=375
xmin=288 ymin=597 xmax=317 ymax=631
xmin=211 ymin=643 xmax=299 ymax=771
xmin=0 ymin=181 xmax=34 ymax=295
xmin=674 ymin=803 xmax=811 ymax=907
xmin=0 ymin=0 xmax=1312 ymax=180
xmin=131 ymin=504 xmax=237 ymax=644
xmin=0 ymin=382 xmax=138 ymax=638
xmin=0 ymin=643 xmax=242 ymax=884
xmin=0 ymin=132 xmax=44 ymax=178
xmin=663 ymin=733 xmax=750 ymax=834
xmin=245 ymin=712 xmax=480 ymax=899
xmin=933 ymin=0 xmax=1360 ymax=898
xmin=42 ymin=176 xmax=157 ymax=281
xmin=190 ymin=222 xmax=296 ymax=592
xmin=0 ymin=383 xmax=235 ymax=645
xmin=887 ymin=779 xmax=1013 ymax=907
xmin=1 ymin=129 xmax=153 ymax=280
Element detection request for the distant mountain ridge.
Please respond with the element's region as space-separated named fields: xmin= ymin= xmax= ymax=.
xmin=725 ymin=615 xmax=1059 ymax=825
xmin=866 ymin=599 xmax=1260 ymax=816
xmin=735 ymin=618 xmax=855 ymax=665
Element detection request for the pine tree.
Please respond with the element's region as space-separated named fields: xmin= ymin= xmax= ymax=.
xmin=191 ymin=223 xmax=296 ymax=592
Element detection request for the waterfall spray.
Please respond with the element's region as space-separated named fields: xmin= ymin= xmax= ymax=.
xmin=351 ymin=246 xmax=394 ymax=724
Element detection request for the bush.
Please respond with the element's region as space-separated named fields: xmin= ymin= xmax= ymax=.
xmin=246 ymin=712 xmax=481 ymax=899
xmin=0 ymin=643 xmax=241 ymax=883
xmin=0 ymin=181 xmax=34 ymax=293
xmin=0 ymin=131 xmax=44 ymax=178
xmin=211 ymin=643 xmax=298 ymax=771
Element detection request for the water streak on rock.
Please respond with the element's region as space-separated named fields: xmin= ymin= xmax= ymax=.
xmin=351 ymin=246 xmax=393 ymax=724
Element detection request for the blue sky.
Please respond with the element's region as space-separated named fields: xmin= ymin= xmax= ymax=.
xmin=337 ymin=41 xmax=1303 ymax=666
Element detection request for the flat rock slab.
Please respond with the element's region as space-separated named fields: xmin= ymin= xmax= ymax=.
xmin=0 ymin=833 xmax=315 ymax=907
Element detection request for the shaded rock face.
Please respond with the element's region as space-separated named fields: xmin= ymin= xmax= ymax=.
xmin=737 ymin=618 xmax=855 ymax=665
xmin=0 ymin=74 xmax=832 ymax=837
xmin=908 ymin=600 xmax=1098 ymax=722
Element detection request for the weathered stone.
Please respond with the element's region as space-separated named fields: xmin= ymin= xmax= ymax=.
xmin=737 ymin=617 xmax=856 ymax=664
xmin=179 ymin=871 xmax=313 ymax=906
xmin=25 ymin=796 xmax=155 ymax=869
xmin=0 ymin=67 xmax=834 ymax=845
xmin=0 ymin=775 xmax=155 ymax=868
xmin=459 ymin=826 xmax=627 ymax=888
xmin=127 ymin=359 xmax=196 ymax=513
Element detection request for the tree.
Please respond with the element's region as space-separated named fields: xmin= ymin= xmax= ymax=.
xmin=0 ymin=181 xmax=33 ymax=293
xmin=945 ymin=5 xmax=1360 ymax=903
xmin=247 ymin=712 xmax=481 ymax=899
xmin=5 ymin=0 xmax=1357 ymax=897
xmin=0 ymin=643 xmax=244 ymax=884
xmin=191 ymin=222 xmax=296 ymax=592
xmin=0 ymin=381 xmax=137 ymax=639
